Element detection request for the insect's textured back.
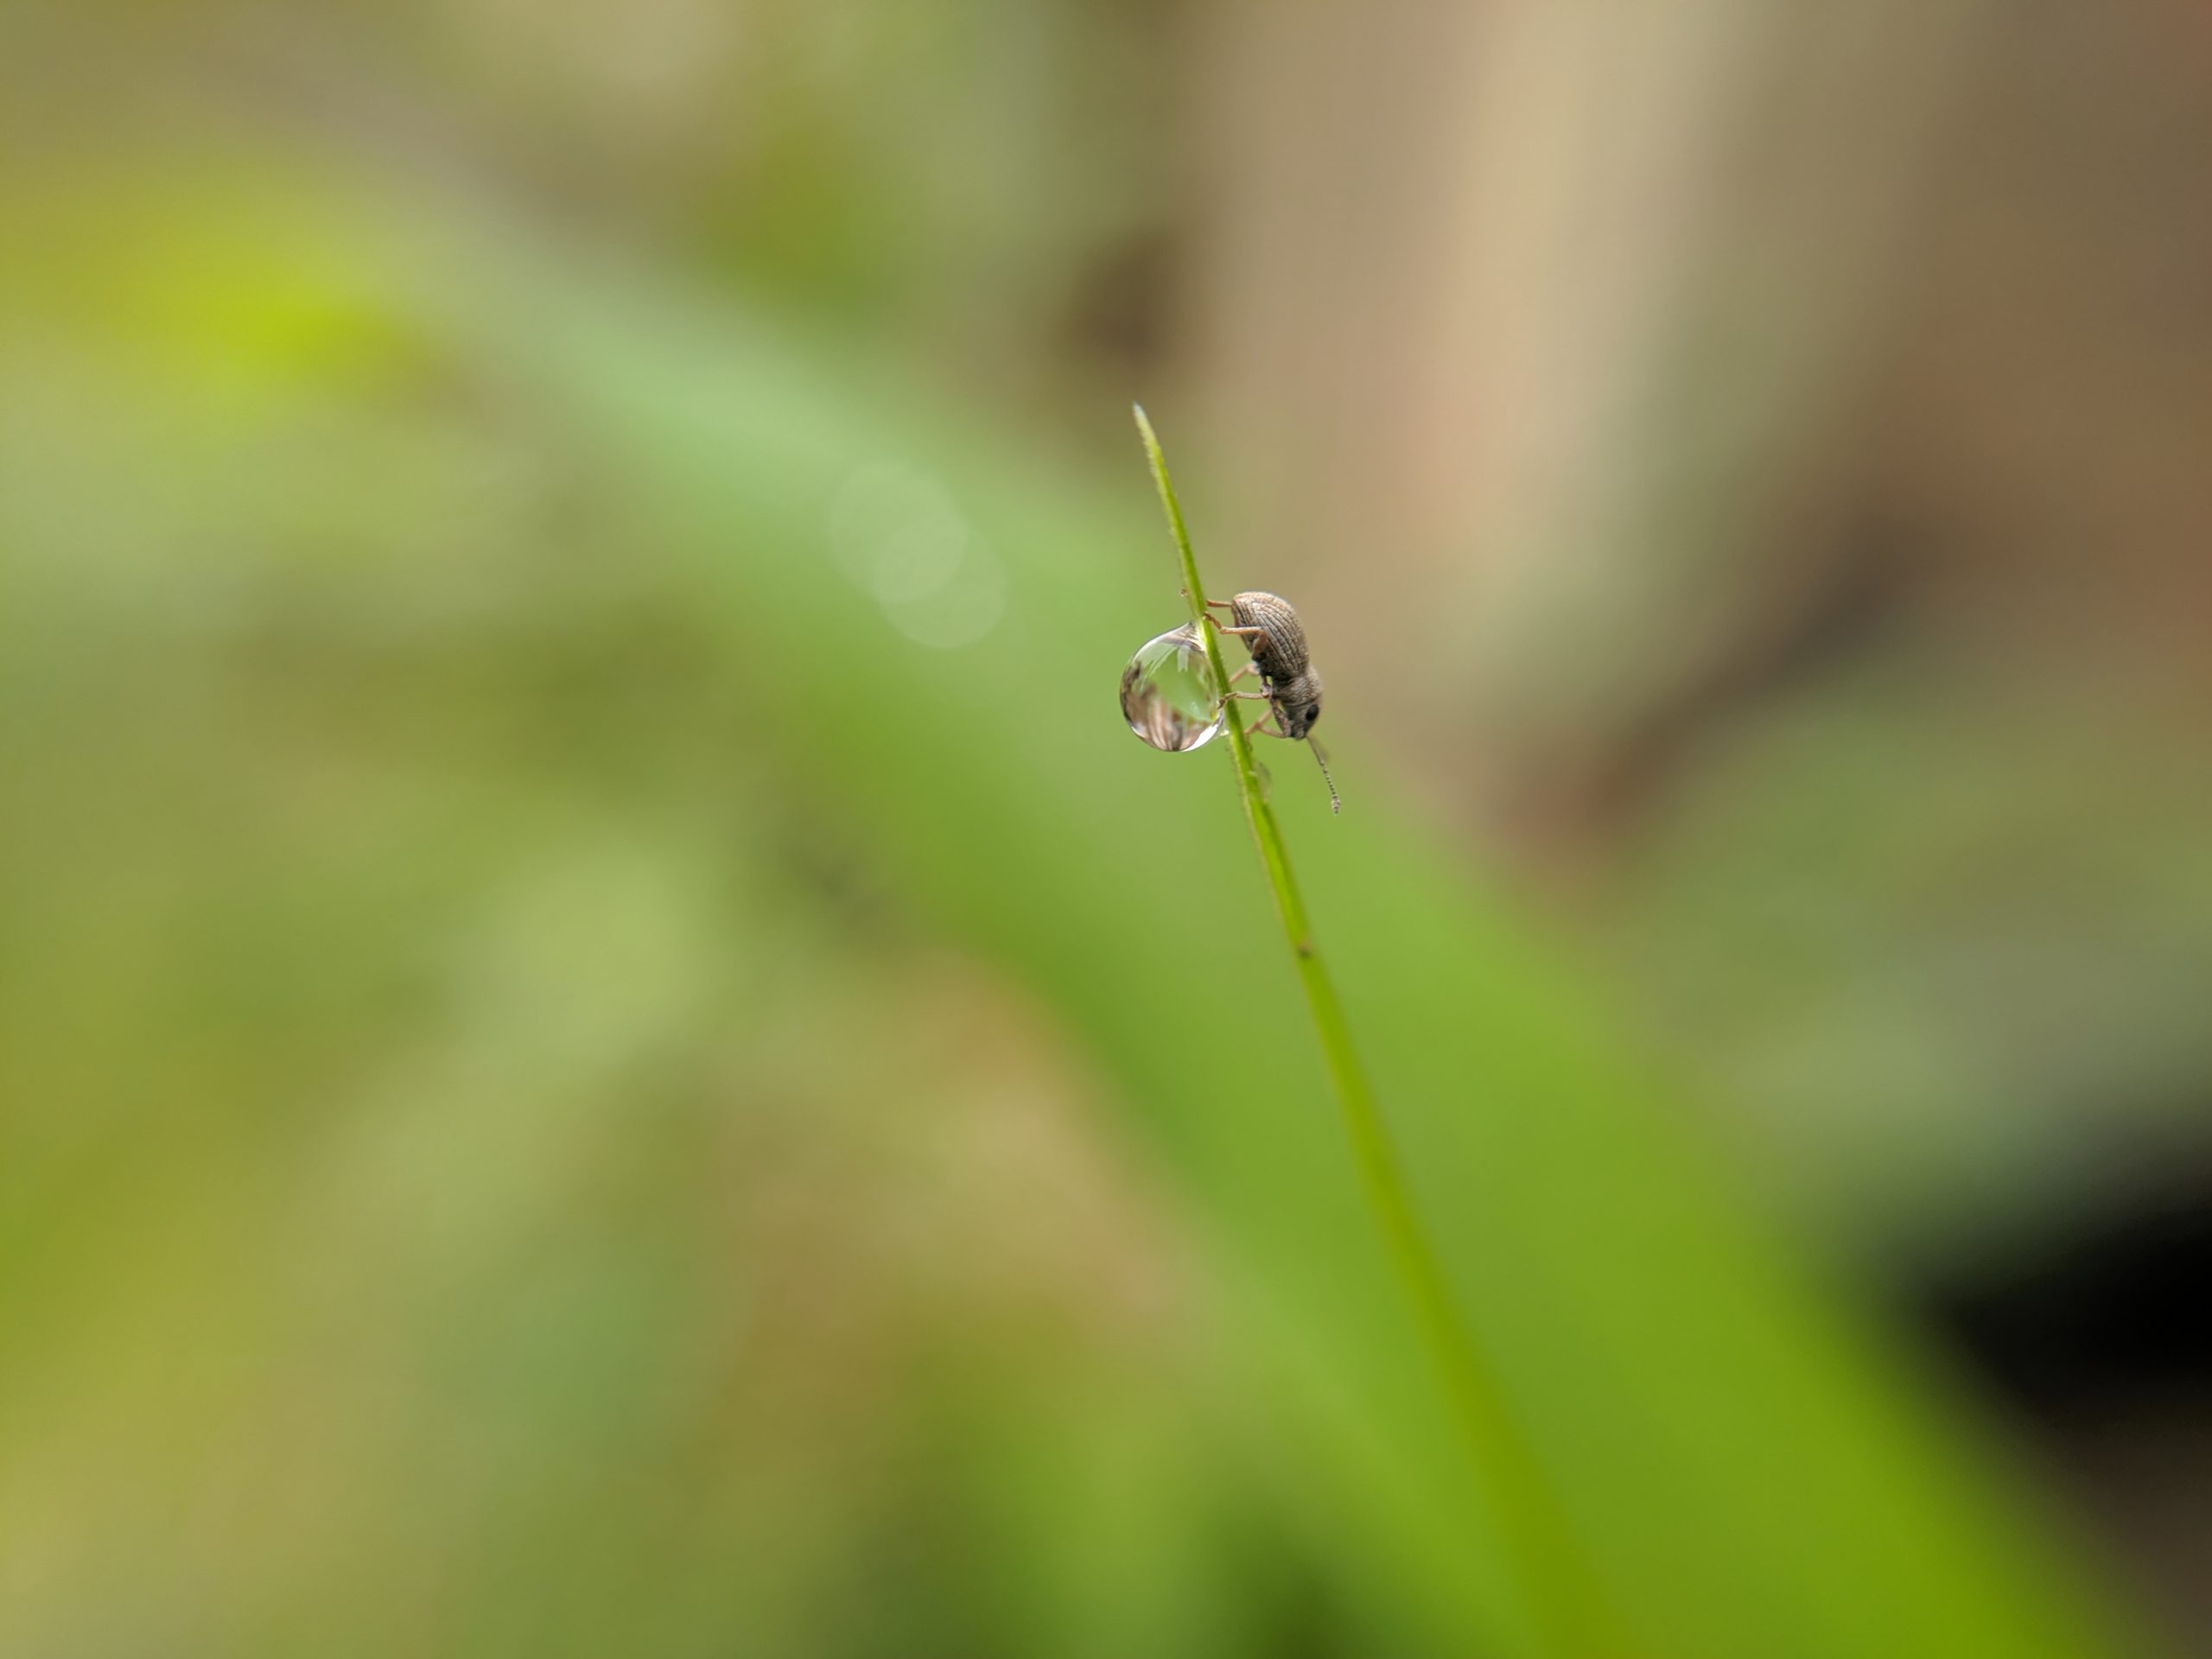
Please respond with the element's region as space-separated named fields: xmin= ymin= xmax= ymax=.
xmin=1229 ymin=591 xmax=1306 ymax=677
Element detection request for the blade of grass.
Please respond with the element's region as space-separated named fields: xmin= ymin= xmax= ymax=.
xmin=1134 ymin=405 xmax=1597 ymax=1656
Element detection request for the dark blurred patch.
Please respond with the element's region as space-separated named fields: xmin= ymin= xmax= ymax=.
xmin=1059 ymin=223 xmax=1184 ymax=383
xmin=1930 ymin=1180 xmax=2212 ymax=1415
xmin=1501 ymin=511 xmax=1920 ymax=864
xmin=1592 ymin=512 xmax=1918 ymax=836
xmin=1928 ymin=1179 xmax=2212 ymax=1650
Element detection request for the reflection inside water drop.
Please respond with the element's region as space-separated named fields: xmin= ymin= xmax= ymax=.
xmin=1120 ymin=624 xmax=1225 ymax=752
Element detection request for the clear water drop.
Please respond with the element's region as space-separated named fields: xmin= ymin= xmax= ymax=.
xmin=1120 ymin=624 xmax=1225 ymax=752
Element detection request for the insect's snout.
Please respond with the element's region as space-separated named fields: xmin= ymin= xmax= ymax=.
xmin=1276 ymin=687 xmax=1321 ymax=740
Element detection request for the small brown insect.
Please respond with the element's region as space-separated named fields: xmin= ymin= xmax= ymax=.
xmin=1207 ymin=590 xmax=1340 ymax=813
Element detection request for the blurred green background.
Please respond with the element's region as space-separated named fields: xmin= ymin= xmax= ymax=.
xmin=3 ymin=3 xmax=2209 ymax=1656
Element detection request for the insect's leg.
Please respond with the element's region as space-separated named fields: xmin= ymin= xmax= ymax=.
xmin=1182 ymin=590 xmax=1241 ymax=613
xmin=1217 ymin=626 xmax=1265 ymax=645
xmin=1217 ymin=690 xmax=1277 ymax=734
xmin=1225 ymin=663 xmax=1257 ymax=686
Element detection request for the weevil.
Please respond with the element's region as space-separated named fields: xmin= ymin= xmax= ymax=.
xmin=1207 ymin=590 xmax=1340 ymax=813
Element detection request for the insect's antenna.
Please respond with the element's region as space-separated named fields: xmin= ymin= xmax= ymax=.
xmin=1307 ymin=737 xmax=1341 ymax=815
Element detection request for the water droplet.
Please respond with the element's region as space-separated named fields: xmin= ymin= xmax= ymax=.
xmin=1120 ymin=624 xmax=1224 ymax=752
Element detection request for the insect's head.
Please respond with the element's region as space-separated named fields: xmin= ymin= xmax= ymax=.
xmin=1274 ymin=677 xmax=1322 ymax=741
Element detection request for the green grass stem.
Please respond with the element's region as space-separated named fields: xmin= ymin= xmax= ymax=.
xmin=1134 ymin=406 xmax=1598 ymax=1657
